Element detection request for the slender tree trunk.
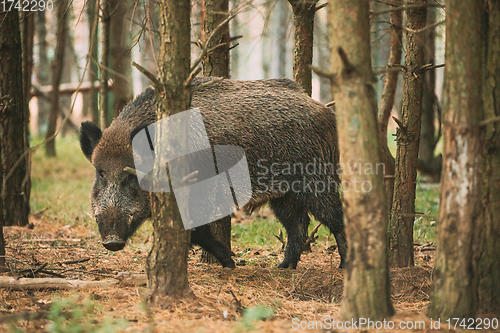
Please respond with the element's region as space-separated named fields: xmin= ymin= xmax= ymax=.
xmin=201 ymin=0 xmax=230 ymax=77
xmin=45 ymin=0 xmax=68 ymax=157
xmin=1 ymin=8 xmax=29 ymax=227
xmin=428 ymin=0 xmax=485 ymax=320
xmin=230 ymin=0 xmax=240 ymax=79
xmin=147 ymin=0 xmax=192 ymax=302
xmin=200 ymin=0 xmax=232 ymax=265
xmin=288 ymin=0 xmax=317 ymax=96
xmin=87 ymin=0 xmax=99 ymax=125
xmin=21 ymin=11 xmax=33 ymax=222
xmin=316 ymin=7 xmax=331 ymax=104
xmin=389 ymin=0 xmax=426 ymax=267
xmin=109 ymin=0 xmax=133 ymax=118
xmin=417 ymin=6 xmax=441 ymax=179
xmin=377 ymin=8 xmax=401 ymax=213
xmin=477 ymin=0 xmax=500 ymax=316
xmin=277 ymin=0 xmax=289 ymax=78
xmin=100 ymin=0 xmax=110 ymax=129
xmin=329 ymin=0 xmax=393 ymax=320
xmin=36 ymin=10 xmax=50 ymax=133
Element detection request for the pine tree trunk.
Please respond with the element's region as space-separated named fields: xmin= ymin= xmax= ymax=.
xmin=389 ymin=0 xmax=426 ymax=267
xmin=377 ymin=8 xmax=401 ymax=213
xmin=199 ymin=0 xmax=233 ymax=265
xmin=477 ymin=0 xmax=500 ymax=316
xmin=417 ymin=6 xmax=441 ymax=179
xmin=329 ymin=0 xmax=394 ymax=320
xmin=428 ymin=0 xmax=485 ymax=320
xmin=21 ymin=11 xmax=33 ymax=220
xmin=288 ymin=0 xmax=317 ymax=97
xmin=45 ymin=0 xmax=68 ymax=157
xmin=36 ymin=10 xmax=51 ymax=133
xmin=100 ymin=0 xmax=110 ymax=129
xmin=1 ymin=8 xmax=29 ymax=227
xmin=109 ymin=0 xmax=133 ymax=118
xmin=277 ymin=0 xmax=289 ymax=78
xmin=87 ymin=0 xmax=99 ymax=125
xmin=147 ymin=0 xmax=192 ymax=302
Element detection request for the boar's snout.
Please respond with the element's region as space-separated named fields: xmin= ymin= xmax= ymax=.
xmin=103 ymin=236 xmax=126 ymax=251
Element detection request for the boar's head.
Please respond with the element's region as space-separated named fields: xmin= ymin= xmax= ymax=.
xmin=80 ymin=121 xmax=151 ymax=251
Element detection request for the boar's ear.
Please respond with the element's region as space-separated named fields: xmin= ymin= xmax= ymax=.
xmin=80 ymin=121 xmax=102 ymax=160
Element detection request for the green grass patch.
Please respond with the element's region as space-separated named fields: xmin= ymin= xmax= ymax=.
xmin=30 ymin=135 xmax=95 ymax=228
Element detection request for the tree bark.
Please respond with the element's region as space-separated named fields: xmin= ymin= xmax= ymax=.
xmin=1 ymin=8 xmax=29 ymax=227
xmin=109 ymin=0 xmax=133 ymax=118
xmin=200 ymin=0 xmax=232 ymax=265
xmin=147 ymin=0 xmax=192 ymax=302
xmin=377 ymin=8 xmax=401 ymax=213
xmin=477 ymin=0 xmax=500 ymax=316
xmin=87 ymin=0 xmax=100 ymax=125
xmin=428 ymin=0 xmax=485 ymax=320
xmin=389 ymin=0 xmax=426 ymax=268
xmin=35 ymin=10 xmax=50 ymax=133
xmin=417 ymin=5 xmax=441 ymax=179
xmin=288 ymin=0 xmax=318 ymax=96
xmin=277 ymin=0 xmax=289 ymax=78
xmin=21 ymin=11 xmax=33 ymax=226
xmin=45 ymin=0 xmax=68 ymax=157
xmin=100 ymin=0 xmax=110 ymax=129
xmin=329 ymin=0 xmax=394 ymax=320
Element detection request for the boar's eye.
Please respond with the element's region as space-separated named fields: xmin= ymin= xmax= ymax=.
xmin=97 ymin=169 xmax=104 ymax=180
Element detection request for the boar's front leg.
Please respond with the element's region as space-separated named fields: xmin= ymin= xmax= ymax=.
xmin=191 ymin=224 xmax=235 ymax=268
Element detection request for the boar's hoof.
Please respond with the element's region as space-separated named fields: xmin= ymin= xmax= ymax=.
xmin=278 ymin=260 xmax=297 ymax=269
xmin=103 ymin=239 xmax=126 ymax=251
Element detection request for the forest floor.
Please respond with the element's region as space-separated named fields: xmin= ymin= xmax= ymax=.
xmin=0 ymin=136 xmax=450 ymax=332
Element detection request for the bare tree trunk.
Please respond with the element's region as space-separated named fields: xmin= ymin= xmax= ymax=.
xmin=417 ymin=6 xmax=441 ymax=179
xmin=288 ymin=0 xmax=317 ymax=96
xmin=147 ymin=0 xmax=192 ymax=302
xmin=45 ymin=0 xmax=68 ymax=157
xmin=230 ymin=0 xmax=240 ymax=79
xmin=428 ymin=0 xmax=484 ymax=320
xmin=1 ymin=8 xmax=29 ymax=228
xmin=377 ymin=8 xmax=401 ymax=213
xmin=277 ymin=0 xmax=289 ymax=78
xmin=316 ymin=7 xmax=331 ymax=104
xmin=0 ymin=6 xmax=24 ymax=264
xmin=109 ymin=0 xmax=133 ymax=118
xmin=389 ymin=0 xmax=426 ymax=268
xmin=477 ymin=0 xmax=500 ymax=316
xmin=21 ymin=11 xmax=33 ymax=222
xmin=329 ymin=0 xmax=393 ymax=320
xmin=100 ymin=0 xmax=110 ymax=129
xmin=87 ymin=0 xmax=100 ymax=125
xmin=36 ymin=10 xmax=50 ymax=133
xmin=200 ymin=0 xmax=232 ymax=265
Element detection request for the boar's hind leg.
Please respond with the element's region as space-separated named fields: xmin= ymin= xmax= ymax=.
xmin=191 ymin=224 xmax=236 ymax=268
xmin=269 ymin=196 xmax=310 ymax=269
xmin=306 ymin=198 xmax=347 ymax=269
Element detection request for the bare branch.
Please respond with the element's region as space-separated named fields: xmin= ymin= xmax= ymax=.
xmin=309 ymin=65 xmax=335 ymax=80
xmin=479 ymin=115 xmax=500 ymax=126
xmin=337 ymin=47 xmax=355 ymax=74
xmin=184 ymin=66 xmax=202 ymax=88
xmin=315 ymin=2 xmax=327 ymax=11
xmin=192 ymin=77 xmax=225 ymax=92
xmin=132 ymin=61 xmax=162 ymax=88
xmin=371 ymin=3 xmax=444 ymax=16
xmin=404 ymin=19 xmax=445 ymax=34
